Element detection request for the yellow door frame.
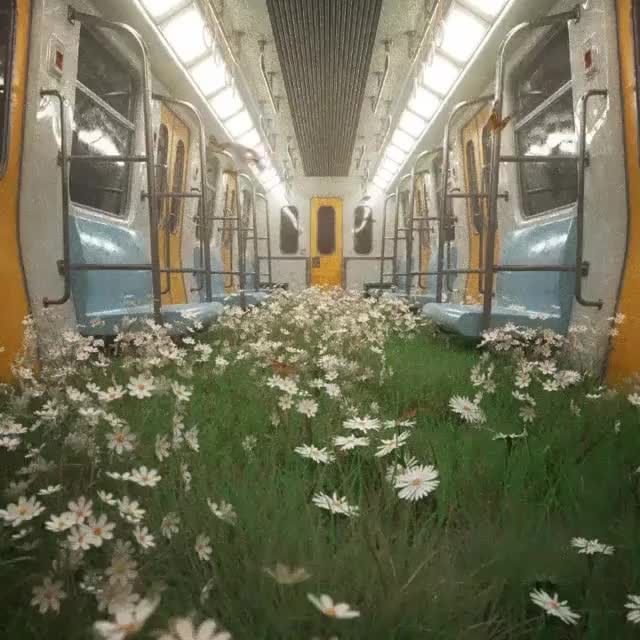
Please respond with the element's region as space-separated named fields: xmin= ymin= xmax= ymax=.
xmin=415 ymin=173 xmax=431 ymax=292
xmin=158 ymin=104 xmax=189 ymax=305
xmin=461 ymin=106 xmax=499 ymax=304
xmin=607 ymin=0 xmax=640 ymax=383
xmin=221 ymin=171 xmax=238 ymax=293
xmin=310 ymin=197 xmax=343 ymax=287
xmin=0 ymin=0 xmax=31 ymax=381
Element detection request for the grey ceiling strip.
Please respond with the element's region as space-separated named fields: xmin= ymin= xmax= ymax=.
xmin=266 ymin=0 xmax=383 ymax=176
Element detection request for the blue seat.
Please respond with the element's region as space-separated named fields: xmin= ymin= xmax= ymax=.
xmin=421 ymin=213 xmax=576 ymax=337
xmin=421 ymin=302 xmax=563 ymax=337
xmin=81 ymin=301 xmax=224 ymax=335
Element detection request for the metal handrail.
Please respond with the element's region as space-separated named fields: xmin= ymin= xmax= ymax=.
xmin=575 ymin=89 xmax=607 ymax=309
xmin=66 ymin=8 xmax=163 ymax=323
xmin=482 ymin=5 xmax=581 ymax=330
xmin=41 ymin=89 xmax=71 ymax=307
xmin=255 ymin=192 xmax=273 ymax=286
xmin=372 ymin=42 xmax=391 ymax=114
xmin=392 ymin=173 xmax=412 ymax=286
xmin=259 ymin=50 xmax=280 ymax=114
xmin=379 ymin=193 xmax=396 ymax=286
xmin=405 ymin=146 xmax=444 ymax=296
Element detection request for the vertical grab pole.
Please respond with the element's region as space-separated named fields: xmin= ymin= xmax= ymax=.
xmin=234 ymin=175 xmax=246 ymax=308
xmin=575 ymin=89 xmax=606 ymax=308
xmin=436 ymin=118 xmax=452 ymax=303
xmin=256 ymin=192 xmax=273 ymax=286
xmin=379 ymin=194 xmax=392 ymax=286
xmin=482 ymin=25 xmax=528 ymax=331
xmin=251 ymin=181 xmax=260 ymax=289
xmin=41 ymin=89 xmax=71 ymax=307
xmin=392 ymin=183 xmax=401 ymax=287
xmin=405 ymin=166 xmax=417 ymax=296
xmin=67 ymin=8 xmax=163 ymax=323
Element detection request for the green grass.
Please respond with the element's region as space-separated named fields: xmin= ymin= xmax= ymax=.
xmin=1 ymin=314 xmax=639 ymax=639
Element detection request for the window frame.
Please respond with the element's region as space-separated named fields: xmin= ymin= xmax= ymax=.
xmin=512 ymin=25 xmax=577 ymax=219
xmin=69 ymin=26 xmax=138 ymax=218
xmin=0 ymin=0 xmax=16 ymax=179
xmin=279 ymin=204 xmax=299 ymax=254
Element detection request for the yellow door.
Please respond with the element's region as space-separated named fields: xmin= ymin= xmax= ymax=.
xmin=221 ymin=171 xmax=238 ymax=293
xmin=461 ymin=106 xmax=499 ymax=304
xmin=0 ymin=0 xmax=31 ymax=381
xmin=158 ymin=105 xmax=189 ymax=305
xmin=415 ymin=173 xmax=431 ymax=292
xmin=607 ymin=0 xmax=640 ymax=382
xmin=310 ymin=197 xmax=343 ymax=287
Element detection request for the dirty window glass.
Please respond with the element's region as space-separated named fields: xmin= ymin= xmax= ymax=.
xmin=280 ymin=205 xmax=299 ymax=254
xmin=0 ymin=0 xmax=14 ymax=175
xmin=317 ymin=205 xmax=336 ymax=255
xmin=353 ymin=205 xmax=373 ymax=254
xmin=70 ymin=27 xmax=136 ymax=216
xmin=514 ymin=27 xmax=576 ymax=217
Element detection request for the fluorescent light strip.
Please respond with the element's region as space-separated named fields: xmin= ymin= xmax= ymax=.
xmin=137 ymin=0 xmax=279 ymax=190
xmin=373 ymin=0 xmax=509 ymax=192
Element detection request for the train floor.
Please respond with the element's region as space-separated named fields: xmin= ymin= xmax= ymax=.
xmin=1 ymin=288 xmax=640 ymax=639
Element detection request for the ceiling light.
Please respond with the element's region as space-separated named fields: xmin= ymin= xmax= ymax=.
xmin=386 ymin=144 xmax=407 ymax=164
xmin=161 ymin=6 xmax=210 ymax=65
xmin=422 ymin=53 xmax=461 ymax=95
xmin=381 ymin=156 xmax=400 ymax=173
xmin=398 ymin=110 xmax=427 ymax=138
xmin=210 ymin=87 xmax=244 ymax=120
xmin=460 ymin=0 xmax=509 ymax=18
xmin=238 ymin=128 xmax=261 ymax=149
xmin=392 ymin=129 xmax=416 ymax=152
xmin=409 ymin=85 xmax=441 ymax=120
xmin=224 ymin=110 xmax=253 ymax=138
xmin=139 ymin=0 xmax=186 ymax=21
xmin=189 ymin=54 xmax=227 ymax=97
xmin=373 ymin=176 xmax=390 ymax=191
xmin=377 ymin=166 xmax=394 ymax=181
xmin=440 ymin=3 xmax=488 ymax=64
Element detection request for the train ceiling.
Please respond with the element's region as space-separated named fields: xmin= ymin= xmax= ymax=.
xmin=266 ymin=0 xmax=383 ymax=177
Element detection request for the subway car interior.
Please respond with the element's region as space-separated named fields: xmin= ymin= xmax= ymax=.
xmin=2 ymin=0 xmax=640 ymax=637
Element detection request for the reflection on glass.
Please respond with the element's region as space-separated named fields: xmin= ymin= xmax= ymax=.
xmin=0 ymin=0 xmax=13 ymax=171
xmin=317 ymin=206 xmax=336 ymax=255
xmin=280 ymin=205 xmax=299 ymax=254
xmin=353 ymin=206 xmax=373 ymax=255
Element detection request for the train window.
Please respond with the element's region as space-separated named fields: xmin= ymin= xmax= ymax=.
xmin=353 ymin=205 xmax=373 ymax=254
xmin=514 ymin=27 xmax=577 ymax=217
xmin=70 ymin=27 xmax=136 ymax=216
xmin=197 ymin=148 xmax=219 ymax=243
xmin=465 ymin=140 xmax=483 ymax=234
xmin=0 ymin=0 xmax=14 ymax=176
xmin=317 ymin=205 xmax=336 ymax=255
xmin=280 ymin=205 xmax=299 ymax=254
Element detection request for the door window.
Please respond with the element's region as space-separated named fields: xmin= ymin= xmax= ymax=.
xmin=317 ymin=205 xmax=336 ymax=254
xmin=169 ymin=139 xmax=186 ymax=233
xmin=465 ymin=139 xmax=483 ymax=233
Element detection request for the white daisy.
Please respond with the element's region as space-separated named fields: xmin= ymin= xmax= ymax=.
xmin=448 ymin=395 xmax=485 ymax=424
xmin=127 ymin=374 xmax=156 ymax=399
xmin=133 ymin=525 xmax=155 ymax=550
xmin=94 ymin=596 xmax=159 ymax=640
xmin=294 ymin=444 xmax=335 ymax=464
xmin=98 ymin=491 xmax=118 ymax=506
xmin=31 ymin=577 xmax=66 ymax=614
xmin=155 ymin=434 xmax=171 ymax=462
xmin=0 ymin=495 xmax=46 ymax=527
xmin=45 ymin=512 xmax=76 ymax=533
xmin=570 ymin=537 xmax=614 ymax=556
xmin=129 ymin=466 xmax=161 ymax=488
xmin=529 ymin=588 xmax=580 ymax=625
xmin=38 ymin=485 xmax=62 ymax=496
xmin=628 ymin=393 xmax=640 ymax=408
xmin=374 ymin=431 xmax=410 ymax=458
xmin=106 ymin=554 xmax=138 ymax=587
xmin=625 ymin=594 xmax=640 ymax=624
xmin=311 ymin=492 xmax=359 ymax=518
xmin=67 ymin=496 xmax=93 ymax=524
xmin=207 ymin=499 xmax=237 ymax=525
xmin=68 ymin=526 xmax=93 ymax=551
xmin=343 ymin=416 xmax=381 ymax=432
xmin=117 ymin=497 xmax=145 ymax=524
xmin=106 ymin=427 xmax=137 ymax=455
xmin=157 ymin=617 xmax=231 ymax=640
xmin=296 ymin=398 xmax=318 ymax=418
xmin=263 ymin=563 xmax=311 ymax=585
xmin=171 ymin=382 xmax=192 ymax=403
xmin=394 ymin=465 xmax=440 ymax=501
xmin=161 ymin=512 xmax=180 ymax=539
xmin=195 ymin=534 xmax=212 ymax=561
xmin=307 ymin=593 xmax=360 ymax=619
xmin=333 ymin=435 xmax=369 ymax=451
